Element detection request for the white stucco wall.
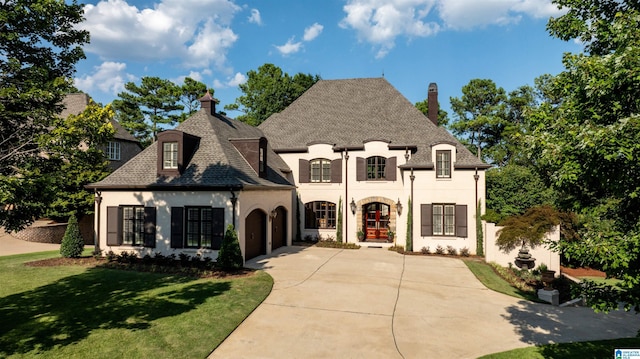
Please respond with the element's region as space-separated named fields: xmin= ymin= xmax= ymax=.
xmin=484 ymin=222 xmax=561 ymax=272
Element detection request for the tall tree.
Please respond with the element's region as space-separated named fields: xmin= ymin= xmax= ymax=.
xmin=114 ymin=77 xmax=183 ymax=146
xmin=414 ymin=99 xmax=449 ymax=127
xmin=179 ymin=77 xmax=213 ymax=120
xmin=449 ymin=79 xmax=508 ymax=164
xmin=530 ymin=0 xmax=640 ymax=312
xmin=0 ymin=0 xmax=89 ymax=231
xmin=224 ymin=63 xmax=320 ymax=126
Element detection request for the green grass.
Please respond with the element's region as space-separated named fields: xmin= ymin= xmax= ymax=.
xmin=478 ymin=337 xmax=640 ymax=358
xmin=580 ymin=276 xmax=622 ymax=286
xmin=0 ymin=251 xmax=273 ymax=358
xmin=462 ymin=259 xmax=540 ymax=302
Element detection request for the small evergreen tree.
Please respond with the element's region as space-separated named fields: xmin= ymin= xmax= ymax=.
xmin=217 ymin=224 xmax=244 ymax=270
xmin=60 ymin=215 xmax=84 ymax=258
xmin=295 ymin=194 xmax=302 ymax=242
xmin=336 ymin=196 xmax=343 ymax=243
xmin=406 ymin=197 xmax=413 ymax=252
xmin=476 ymin=199 xmax=484 ymax=256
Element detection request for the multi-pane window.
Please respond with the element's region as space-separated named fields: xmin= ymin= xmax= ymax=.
xmin=163 ymin=142 xmax=178 ymax=169
xmin=433 ymin=204 xmax=455 ymax=236
xmin=122 ymin=206 xmax=145 ymax=245
xmin=106 ymin=141 xmax=121 ymax=160
xmin=436 ymin=150 xmax=451 ymax=178
xmin=259 ymin=147 xmax=265 ymax=173
xmin=366 ymin=156 xmax=386 ymax=180
xmin=186 ymin=207 xmax=213 ymax=248
xmin=304 ymin=201 xmax=336 ymax=229
xmin=310 ymin=159 xmax=331 ymax=183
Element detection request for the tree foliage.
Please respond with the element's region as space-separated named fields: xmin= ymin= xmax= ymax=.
xmin=530 ymin=0 xmax=640 ymax=311
xmin=179 ymin=77 xmax=214 ymax=120
xmin=60 ymin=214 xmax=84 ymax=258
xmin=225 ymin=63 xmax=320 ymax=126
xmin=217 ymin=224 xmax=244 ymax=270
xmin=496 ymin=205 xmax=561 ymax=252
xmin=0 ymin=0 xmax=89 ymax=231
xmin=414 ymin=99 xmax=449 ymax=127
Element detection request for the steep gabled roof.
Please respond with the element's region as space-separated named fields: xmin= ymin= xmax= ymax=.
xmin=88 ymin=110 xmax=294 ymax=190
xmin=61 ymin=93 xmax=139 ymax=143
xmin=258 ymin=78 xmax=488 ymax=168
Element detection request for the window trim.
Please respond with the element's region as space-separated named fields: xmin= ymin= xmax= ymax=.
xmin=185 ymin=206 xmax=213 ymax=249
xmin=310 ymin=158 xmax=332 ymax=183
xmin=436 ymin=150 xmax=451 ymax=178
xmin=122 ymin=206 xmax=145 ymax=245
xmin=304 ymin=201 xmax=337 ymax=229
xmin=366 ymin=156 xmax=386 ymax=180
xmin=106 ymin=141 xmax=121 ymax=161
xmin=163 ymin=141 xmax=179 ymax=170
xmin=432 ymin=203 xmax=456 ymax=236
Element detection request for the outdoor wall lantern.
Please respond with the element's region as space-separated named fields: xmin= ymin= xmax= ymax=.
xmin=269 ymin=209 xmax=278 ymax=221
xmin=350 ymin=198 xmax=357 ymax=215
xmin=396 ymin=198 xmax=402 ymax=215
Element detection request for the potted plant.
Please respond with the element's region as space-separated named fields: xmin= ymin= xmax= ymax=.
xmin=357 ymin=230 xmax=365 ymax=242
xmin=387 ymin=231 xmax=395 ymax=242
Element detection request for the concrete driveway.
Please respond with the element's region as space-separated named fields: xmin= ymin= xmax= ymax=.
xmin=210 ymin=246 xmax=638 ymax=359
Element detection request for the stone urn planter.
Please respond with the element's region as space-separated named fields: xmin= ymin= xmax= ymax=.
xmin=541 ymin=270 xmax=556 ymax=290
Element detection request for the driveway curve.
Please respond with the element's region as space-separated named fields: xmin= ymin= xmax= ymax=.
xmin=209 ymin=246 xmax=638 ymax=359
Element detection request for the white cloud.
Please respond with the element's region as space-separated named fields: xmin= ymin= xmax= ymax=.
xmin=80 ymin=0 xmax=241 ymax=70
xmin=275 ymin=38 xmax=303 ymax=56
xmin=303 ymin=23 xmax=324 ymax=41
xmin=340 ymin=0 xmax=565 ymax=57
xmin=74 ymin=61 xmax=135 ymax=95
xmin=213 ymin=72 xmax=247 ymax=89
xmin=248 ymin=8 xmax=262 ymax=25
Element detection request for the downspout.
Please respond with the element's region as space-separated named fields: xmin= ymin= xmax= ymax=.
xmin=230 ymin=190 xmax=237 ymax=229
xmin=94 ymin=190 xmax=102 ymax=254
xmin=344 ymin=149 xmax=349 ymax=243
xmin=410 ymin=168 xmax=415 ymax=251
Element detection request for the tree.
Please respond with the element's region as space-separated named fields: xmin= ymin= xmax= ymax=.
xmin=529 ymin=0 xmax=640 ymax=311
xmin=60 ymin=214 xmax=84 ymax=258
xmin=113 ymin=77 xmax=183 ymax=146
xmin=0 ymin=0 xmax=89 ymax=231
xmin=414 ymin=99 xmax=449 ymax=127
xmin=496 ymin=205 xmax=561 ymax=253
xmin=224 ymin=63 xmax=320 ymax=126
xmin=405 ymin=197 xmax=412 ymax=251
xmin=179 ymin=77 xmax=213 ymax=120
xmin=449 ymin=79 xmax=508 ymax=164
xmin=336 ymin=197 xmax=343 ymax=243
xmin=217 ymin=224 xmax=243 ymax=270
xmin=41 ymin=100 xmax=115 ymax=220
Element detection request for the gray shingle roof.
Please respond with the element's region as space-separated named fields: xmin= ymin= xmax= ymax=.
xmin=88 ymin=110 xmax=294 ymax=190
xmin=258 ymin=78 xmax=488 ymax=168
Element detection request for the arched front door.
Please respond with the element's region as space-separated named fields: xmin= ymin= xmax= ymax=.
xmin=363 ymin=202 xmax=390 ymax=240
xmin=245 ymin=209 xmax=266 ymax=260
xmin=271 ymin=206 xmax=287 ymax=251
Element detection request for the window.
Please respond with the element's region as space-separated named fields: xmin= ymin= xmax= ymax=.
xmin=106 ymin=141 xmax=120 ymax=160
xmin=122 ymin=206 xmax=145 ymax=245
xmin=310 ymin=159 xmax=331 ymax=183
xmin=304 ymin=201 xmax=336 ymax=229
xmin=259 ymin=147 xmax=265 ymax=174
xmin=436 ymin=150 xmax=451 ymax=178
xmin=433 ymin=204 xmax=455 ymax=236
xmin=163 ymin=142 xmax=178 ymax=169
xmin=186 ymin=207 xmax=213 ymax=248
xmin=366 ymin=156 xmax=386 ymax=180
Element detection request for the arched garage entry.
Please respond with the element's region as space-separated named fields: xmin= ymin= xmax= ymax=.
xmin=245 ymin=209 xmax=266 ymax=260
xmin=271 ymin=206 xmax=287 ymax=251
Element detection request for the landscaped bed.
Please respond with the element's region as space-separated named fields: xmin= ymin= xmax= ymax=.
xmin=0 ymin=251 xmax=272 ymax=358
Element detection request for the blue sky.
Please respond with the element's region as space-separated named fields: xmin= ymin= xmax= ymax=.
xmin=73 ymin=0 xmax=582 ymax=118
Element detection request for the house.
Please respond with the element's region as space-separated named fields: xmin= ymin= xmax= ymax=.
xmin=87 ymin=93 xmax=295 ymax=260
xmin=259 ymin=78 xmax=489 ymax=253
xmin=89 ymin=78 xmax=489 ymax=262
xmin=61 ymin=93 xmax=142 ymax=170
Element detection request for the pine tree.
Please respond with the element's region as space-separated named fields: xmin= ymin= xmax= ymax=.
xmin=60 ymin=215 xmax=84 ymax=258
xmin=217 ymin=224 xmax=244 ymax=270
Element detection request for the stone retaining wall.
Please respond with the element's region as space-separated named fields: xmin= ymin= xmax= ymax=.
xmin=13 ymin=215 xmax=94 ymax=245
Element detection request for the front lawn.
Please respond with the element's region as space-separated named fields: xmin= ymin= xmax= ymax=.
xmin=462 ymin=258 xmax=541 ymax=302
xmin=0 ymin=251 xmax=272 ymax=358
xmin=478 ymin=337 xmax=640 ymax=359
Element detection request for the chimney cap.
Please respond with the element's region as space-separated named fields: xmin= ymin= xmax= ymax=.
xmin=199 ymin=90 xmax=219 ymax=103
xmin=428 ymin=83 xmax=438 ymax=92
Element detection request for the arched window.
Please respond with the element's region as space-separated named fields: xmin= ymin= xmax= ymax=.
xmin=310 ymin=158 xmax=331 ymax=183
xmin=304 ymin=201 xmax=336 ymax=228
xmin=366 ymin=156 xmax=386 ymax=180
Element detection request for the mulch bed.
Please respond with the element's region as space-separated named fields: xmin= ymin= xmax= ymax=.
xmin=24 ymin=256 xmax=256 ymax=279
xmin=561 ymin=266 xmax=606 ymax=278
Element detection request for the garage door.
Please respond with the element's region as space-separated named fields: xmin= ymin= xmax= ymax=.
xmin=271 ymin=206 xmax=287 ymax=251
xmin=245 ymin=209 xmax=266 ymax=260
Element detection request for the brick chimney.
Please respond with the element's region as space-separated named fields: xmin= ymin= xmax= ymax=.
xmin=199 ymin=90 xmax=219 ymax=115
xmin=427 ymin=82 xmax=438 ymax=126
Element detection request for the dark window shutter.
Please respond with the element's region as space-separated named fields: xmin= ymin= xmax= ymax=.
xmin=299 ymin=159 xmax=310 ymax=183
xmin=356 ymin=157 xmax=366 ymax=181
xmin=385 ymin=156 xmax=397 ymax=181
xmin=456 ymin=205 xmax=468 ymax=237
xmin=171 ymin=207 xmax=184 ymax=248
xmin=143 ymin=207 xmax=156 ymax=248
xmin=421 ymin=204 xmax=433 ymax=236
xmin=331 ymin=159 xmax=342 ymax=183
xmin=211 ymin=208 xmax=225 ymax=250
xmin=106 ymin=206 xmax=122 ymax=246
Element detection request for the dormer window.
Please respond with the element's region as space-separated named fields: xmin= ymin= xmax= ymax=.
xmin=436 ymin=150 xmax=451 ymax=178
xmin=163 ymin=142 xmax=178 ymax=169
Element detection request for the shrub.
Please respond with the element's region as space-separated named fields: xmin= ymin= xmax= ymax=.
xmin=435 ymin=245 xmax=445 ymax=255
xmin=459 ymin=247 xmax=470 ymax=257
xmin=388 ymin=245 xmax=405 ymax=254
xmin=179 ymin=253 xmax=191 ymax=266
xmin=446 ymin=246 xmax=457 ymax=256
xmin=324 ymin=234 xmax=335 ymax=242
xmin=304 ymin=234 xmax=313 ymax=242
xmin=106 ymin=250 xmax=117 ymax=262
xmin=421 ymin=246 xmax=430 ymax=254
xmin=314 ymin=234 xmax=324 ymax=242
xmin=217 ymin=224 xmax=244 ymax=270
xmin=60 ymin=215 xmax=84 ymax=258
